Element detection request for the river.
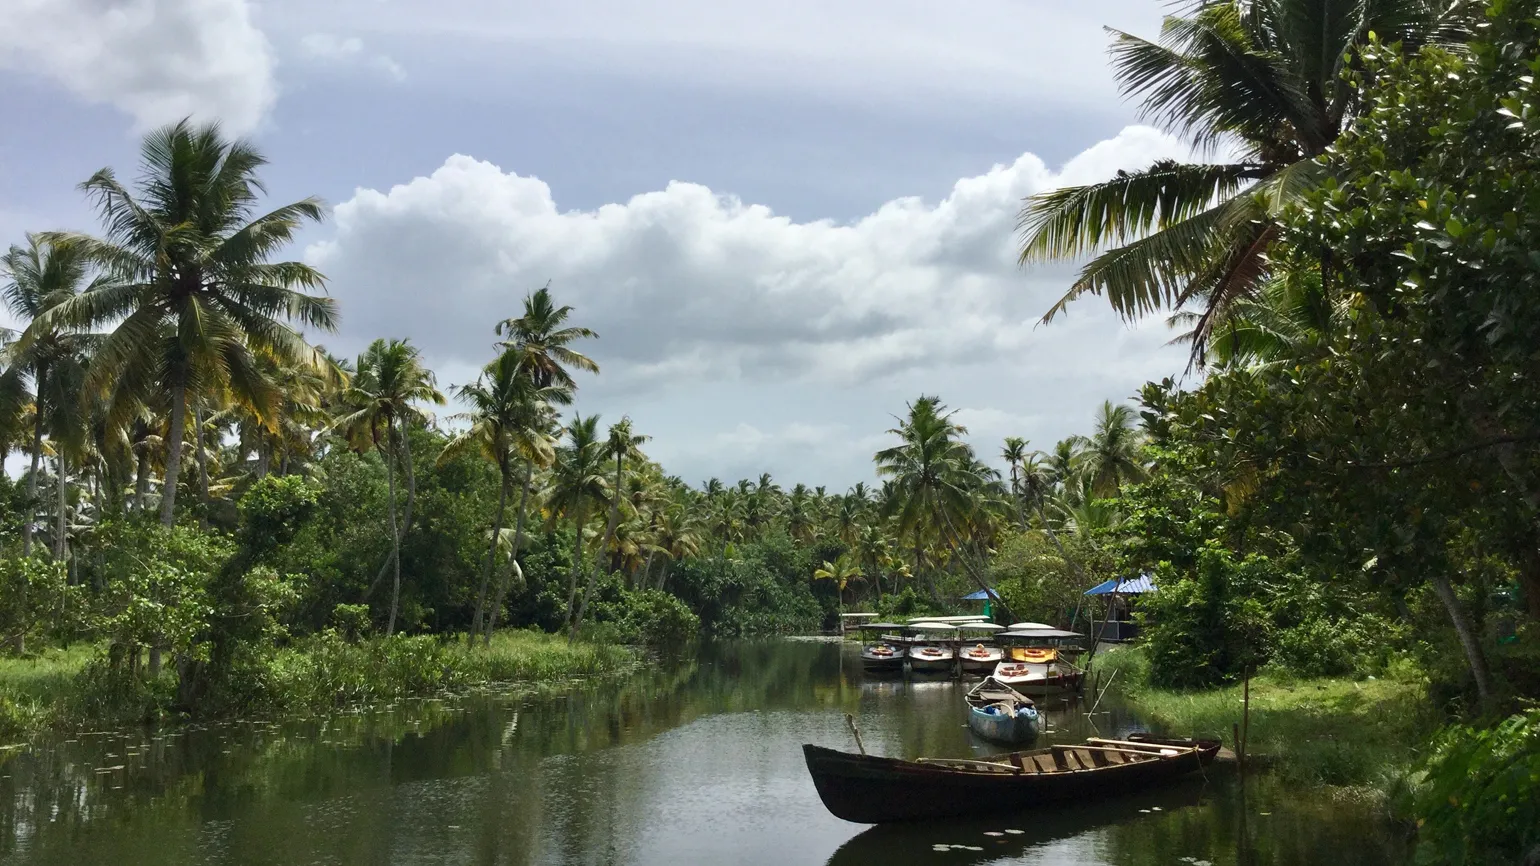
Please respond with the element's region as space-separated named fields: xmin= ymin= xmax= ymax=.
xmin=0 ymin=639 xmax=1411 ymax=865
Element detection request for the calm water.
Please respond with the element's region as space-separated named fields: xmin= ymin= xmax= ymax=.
xmin=0 ymin=640 xmax=1410 ymax=865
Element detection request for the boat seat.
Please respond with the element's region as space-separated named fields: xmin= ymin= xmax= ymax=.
xmin=1008 ymin=752 xmax=1027 ymax=773
xmin=1033 ymin=754 xmax=1057 ymax=774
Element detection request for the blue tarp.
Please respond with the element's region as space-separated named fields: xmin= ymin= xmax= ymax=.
xmin=960 ymin=588 xmax=1002 ymax=600
xmin=1084 ymin=574 xmax=1157 ymax=595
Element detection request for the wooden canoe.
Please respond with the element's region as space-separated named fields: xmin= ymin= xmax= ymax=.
xmin=965 ymin=677 xmax=1040 ymax=745
xmin=803 ymin=737 xmax=1221 ymax=824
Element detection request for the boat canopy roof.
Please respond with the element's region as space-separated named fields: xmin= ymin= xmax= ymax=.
xmin=922 ymin=615 xmax=991 ymax=623
xmin=959 ymin=622 xmax=1004 ymax=631
xmin=839 ymin=612 xmax=880 ymax=618
xmin=906 ymin=621 xmax=960 ymax=631
xmin=861 ymin=622 xmax=906 ymax=630
xmin=1000 ymin=627 xmax=1084 ymax=640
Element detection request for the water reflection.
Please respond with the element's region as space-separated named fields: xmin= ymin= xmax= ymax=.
xmin=0 ymin=640 xmax=1409 ymax=865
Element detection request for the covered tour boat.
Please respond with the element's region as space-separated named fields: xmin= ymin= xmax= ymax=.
xmin=965 ymin=676 xmax=1039 ymax=744
xmin=957 ymin=622 xmax=1004 ymax=675
xmin=905 ymin=622 xmax=959 ymax=674
xmin=858 ymin=622 xmax=908 ymax=674
xmin=993 ymin=625 xmax=1087 ymax=695
xmin=802 ymin=735 xmax=1222 ymax=824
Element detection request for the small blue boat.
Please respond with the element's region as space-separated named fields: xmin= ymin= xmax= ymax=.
xmin=965 ymin=676 xmax=1041 ymax=745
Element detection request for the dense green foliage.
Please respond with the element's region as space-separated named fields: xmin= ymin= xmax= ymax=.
xmin=1410 ymin=709 xmax=1540 ymax=864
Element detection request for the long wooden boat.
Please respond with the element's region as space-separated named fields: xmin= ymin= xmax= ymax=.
xmin=965 ymin=677 xmax=1040 ymax=745
xmin=802 ymin=736 xmax=1221 ymax=824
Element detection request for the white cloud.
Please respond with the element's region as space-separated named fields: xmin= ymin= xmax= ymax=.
xmin=309 ymin=124 xmax=1188 ymax=388
xmin=304 ymin=125 xmax=1194 ymax=483
xmin=299 ymin=32 xmax=406 ymax=81
xmin=0 ymin=0 xmax=276 ymax=134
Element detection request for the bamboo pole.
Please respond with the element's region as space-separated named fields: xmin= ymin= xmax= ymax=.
xmin=844 ymin=713 xmax=867 ymax=756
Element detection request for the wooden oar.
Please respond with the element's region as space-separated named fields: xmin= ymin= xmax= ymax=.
xmin=1086 ymin=737 xmax=1193 ymax=753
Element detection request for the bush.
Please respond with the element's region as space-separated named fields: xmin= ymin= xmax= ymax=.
xmin=1139 ymin=544 xmax=1272 ymax=688
xmin=1410 ymin=710 xmax=1540 ymax=864
xmin=616 ymin=589 xmax=699 ymax=647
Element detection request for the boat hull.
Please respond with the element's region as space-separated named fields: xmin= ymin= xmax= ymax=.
xmin=993 ymin=662 xmax=1085 ymax=695
xmin=907 ymin=646 xmax=955 ymax=674
xmin=802 ymin=741 xmax=1218 ymax=824
xmin=967 ymin=704 xmax=1040 ymax=744
xmin=958 ymin=647 xmax=1002 ymax=675
xmin=861 ymin=645 xmax=907 ymax=673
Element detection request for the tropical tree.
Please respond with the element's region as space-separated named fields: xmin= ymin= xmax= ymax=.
xmin=442 ymin=349 xmax=565 ymax=645
xmin=32 ymin=119 xmax=337 ymax=527
xmin=1017 ymin=0 xmax=1464 ymax=350
xmin=495 ymin=285 xmax=599 ymax=390
xmin=873 ymin=396 xmax=993 ymax=598
xmin=1071 ymin=401 xmax=1147 ymax=497
xmin=814 ymin=556 xmax=864 ymax=621
xmin=2 ymin=234 xmax=98 ymax=558
xmin=571 ymin=416 xmax=649 ymax=641
xmin=334 ymin=338 xmax=444 ymax=635
xmin=1001 ymin=436 xmax=1030 ymax=526
xmin=546 ymin=414 xmax=610 ymax=634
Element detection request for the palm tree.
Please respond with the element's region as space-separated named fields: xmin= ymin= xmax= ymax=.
xmin=650 ymin=499 xmax=703 ymax=591
xmin=334 ymin=338 xmax=445 ymax=636
xmin=33 ymin=119 xmax=337 ymax=527
xmin=442 ymin=349 xmax=565 ymax=646
xmin=495 ymin=285 xmax=599 ymax=390
xmin=571 ymin=416 xmax=649 ymax=641
xmin=1001 ymin=436 xmax=1030 ymax=527
xmin=874 ymin=396 xmax=991 ymax=598
xmin=2 ymin=234 xmax=99 ymax=558
xmin=1018 ymin=0 xmax=1461 ymax=350
xmin=814 ymin=556 xmax=864 ymax=624
xmin=1071 ymin=401 xmax=1147 ymax=497
xmin=546 ymin=414 xmax=610 ymax=634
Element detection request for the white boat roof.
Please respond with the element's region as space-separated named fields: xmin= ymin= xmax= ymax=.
xmin=839 ymin=612 xmax=880 ymax=618
xmin=1007 ymin=622 xmax=1054 ymax=630
xmin=906 ymin=621 xmax=961 ymax=631
xmin=958 ymin=622 xmax=1004 ymax=631
xmin=922 ymin=615 xmax=991 ymax=623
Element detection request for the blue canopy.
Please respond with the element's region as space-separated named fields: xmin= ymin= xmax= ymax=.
xmin=1084 ymin=574 xmax=1157 ymax=596
xmin=960 ymin=588 xmax=1002 ymax=600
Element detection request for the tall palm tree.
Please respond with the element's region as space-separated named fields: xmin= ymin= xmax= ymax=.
xmin=32 ymin=119 xmax=337 ymax=526
xmin=874 ymin=396 xmax=991 ymax=598
xmin=545 ymin=414 xmax=610 ymax=634
xmin=442 ymin=349 xmax=565 ymax=645
xmin=3 ymin=234 xmax=100 ymax=558
xmin=1071 ymin=401 xmax=1147 ymax=497
xmin=814 ymin=556 xmax=864 ymax=623
xmin=334 ymin=338 xmax=445 ymax=636
xmin=495 ymin=285 xmax=599 ymax=390
xmin=1018 ymin=0 xmax=1461 ymax=351
xmin=1001 ymin=436 xmax=1030 ymax=527
xmin=571 ymin=416 xmax=649 ymax=641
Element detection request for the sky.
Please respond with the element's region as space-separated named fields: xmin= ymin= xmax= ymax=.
xmin=0 ymin=0 xmax=1194 ymax=489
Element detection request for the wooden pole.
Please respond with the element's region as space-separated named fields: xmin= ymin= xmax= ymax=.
xmin=844 ymin=713 xmax=867 ymax=756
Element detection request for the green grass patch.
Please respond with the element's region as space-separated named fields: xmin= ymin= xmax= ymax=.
xmin=1 ymin=630 xmax=636 ymax=739
xmin=1096 ymin=645 xmax=1434 ymax=791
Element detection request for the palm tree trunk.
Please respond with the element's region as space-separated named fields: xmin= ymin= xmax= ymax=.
xmin=564 ymin=513 xmax=587 ymax=634
xmin=1429 ymin=574 xmax=1493 ymax=711
xmin=53 ymin=454 xmax=68 ymax=560
xmin=134 ymin=449 xmax=150 ymax=513
xmin=195 ymin=404 xmax=210 ymax=531
xmin=159 ymin=380 xmax=188 ymax=527
xmin=470 ymin=464 xmax=512 ymax=647
xmin=642 ymin=549 xmax=657 ymax=591
xmin=572 ymin=459 xmax=623 ymax=643
xmin=384 ymin=422 xmax=403 ymax=637
xmin=485 ymin=461 xmax=534 ymax=645
xmin=255 ymin=439 xmax=270 ymax=479
xmin=22 ymin=366 xmax=45 ymax=558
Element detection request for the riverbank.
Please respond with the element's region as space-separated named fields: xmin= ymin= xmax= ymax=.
xmin=0 ymin=630 xmax=637 ymax=741
xmin=1093 ymin=645 xmax=1433 ymax=795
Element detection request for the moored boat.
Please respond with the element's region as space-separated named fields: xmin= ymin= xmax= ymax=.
xmin=858 ymin=622 xmax=908 ymax=674
xmin=957 ymin=623 xmax=1004 ymax=675
xmin=965 ymin=676 xmax=1040 ymax=744
xmin=994 ymin=626 xmax=1087 ymax=695
xmin=802 ymin=736 xmax=1222 ymax=824
xmin=905 ymin=622 xmax=959 ymax=674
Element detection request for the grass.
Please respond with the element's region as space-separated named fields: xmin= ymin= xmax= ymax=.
xmin=1095 ymin=645 xmax=1435 ymax=792
xmin=1 ymin=630 xmax=637 ymax=740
